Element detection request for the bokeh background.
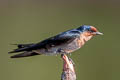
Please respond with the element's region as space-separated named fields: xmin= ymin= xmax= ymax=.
xmin=0 ymin=0 xmax=120 ymax=80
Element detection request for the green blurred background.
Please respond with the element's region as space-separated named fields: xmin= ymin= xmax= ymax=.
xmin=0 ymin=0 xmax=120 ymax=80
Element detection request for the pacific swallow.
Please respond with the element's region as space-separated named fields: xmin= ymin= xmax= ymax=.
xmin=9 ymin=25 xmax=103 ymax=58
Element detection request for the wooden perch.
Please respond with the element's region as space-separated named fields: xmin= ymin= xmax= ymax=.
xmin=61 ymin=54 xmax=76 ymax=80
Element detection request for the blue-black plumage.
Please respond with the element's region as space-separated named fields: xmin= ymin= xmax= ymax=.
xmin=9 ymin=25 xmax=103 ymax=58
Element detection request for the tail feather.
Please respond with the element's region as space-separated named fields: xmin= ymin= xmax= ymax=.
xmin=11 ymin=52 xmax=40 ymax=58
xmin=9 ymin=43 xmax=35 ymax=53
xmin=11 ymin=44 xmax=34 ymax=48
xmin=8 ymin=47 xmax=29 ymax=53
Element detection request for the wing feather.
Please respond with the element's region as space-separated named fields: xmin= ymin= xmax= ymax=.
xmin=9 ymin=30 xmax=80 ymax=53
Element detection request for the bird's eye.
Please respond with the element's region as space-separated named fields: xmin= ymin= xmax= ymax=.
xmin=90 ymin=29 xmax=96 ymax=32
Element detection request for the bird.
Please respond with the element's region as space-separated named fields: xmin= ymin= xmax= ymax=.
xmin=9 ymin=25 xmax=103 ymax=58
xmin=61 ymin=54 xmax=76 ymax=80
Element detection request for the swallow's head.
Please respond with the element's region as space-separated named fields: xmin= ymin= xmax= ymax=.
xmin=77 ymin=25 xmax=103 ymax=36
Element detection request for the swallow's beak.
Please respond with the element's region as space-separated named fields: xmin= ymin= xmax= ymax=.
xmin=93 ymin=32 xmax=103 ymax=35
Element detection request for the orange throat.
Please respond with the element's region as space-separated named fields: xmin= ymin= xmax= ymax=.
xmin=77 ymin=32 xmax=93 ymax=47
